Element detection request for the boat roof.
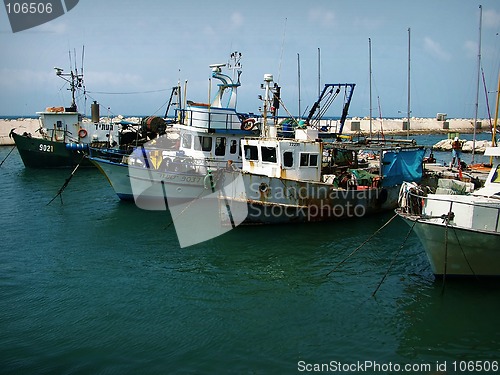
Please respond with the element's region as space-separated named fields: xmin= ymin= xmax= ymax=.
xmin=484 ymin=147 xmax=500 ymax=157
xmin=173 ymin=123 xmax=253 ymax=135
xmin=322 ymin=140 xmax=424 ymax=152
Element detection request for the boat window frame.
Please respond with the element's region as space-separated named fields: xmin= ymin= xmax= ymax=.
xmin=299 ymin=152 xmax=320 ymax=168
xmin=181 ymin=133 xmax=192 ymax=149
xmin=282 ymin=150 xmax=294 ymax=169
xmin=309 ymin=153 xmax=319 ymax=167
xmin=194 ymin=135 xmax=212 ymax=152
xmin=215 ymin=137 xmax=226 ymax=156
xmin=229 ymin=139 xmax=238 ymax=154
xmin=261 ymin=146 xmax=277 ymax=164
xmin=243 ymin=145 xmax=259 ymax=161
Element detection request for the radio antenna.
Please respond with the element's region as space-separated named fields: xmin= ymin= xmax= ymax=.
xmin=277 ymin=17 xmax=287 ymax=84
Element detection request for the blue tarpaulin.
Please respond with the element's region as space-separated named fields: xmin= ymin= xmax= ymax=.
xmin=381 ymin=149 xmax=425 ymax=187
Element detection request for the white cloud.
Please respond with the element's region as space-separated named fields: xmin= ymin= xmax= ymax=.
xmin=0 ymin=68 xmax=53 ymax=89
xmin=352 ymin=16 xmax=385 ymax=31
xmin=463 ymin=40 xmax=478 ymax=58
xmin=36 ymin=20 xmax=68 ymax=34
xmin=483 ymin=9 xmax=500 ymax=28
xmin=231 ymin=12 xmax=244 ymax=29
xmin=423 ymin=37 xmax=451 ymax=61
xmin=308 ymin=8 xmax=335 ymax=28
xmin=203 ymin=25 xmax=217 ymax=37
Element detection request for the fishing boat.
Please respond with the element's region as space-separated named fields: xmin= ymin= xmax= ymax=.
xmin=10 ymin=64 xmax=121 ymax=168
xmin=397 ymin=147 xmax=500 ymax=276
xmin=396 ymin=71 xmax=500 ymax=277
xmin=216 ymin=74 xmax=426 ymax=224
xmin=89 ymin=52 xmax=259 ymax=204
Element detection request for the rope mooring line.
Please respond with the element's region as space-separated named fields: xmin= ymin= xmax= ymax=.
xmin=326 ymin=213 xmax=399 ymax=277
xmin=371 ymin=217 xmax=419 ymax=297
xmin=0 ymin=146 xmax=16 ymax=167
xmin=47 ymin=155 xmax=85 ymax=205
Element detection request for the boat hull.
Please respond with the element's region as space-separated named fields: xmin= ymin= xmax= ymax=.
xmin=90 ymin=157 xmax=134 ymax=200
xmin=12 ymin=132 xmax=92 ymax=168
xmin=90 ymin=156 xmax=211 ymax=205
xmin=398 ymin=212 xmax=500 ymax=276
xmin=127 ymin=166 xmax=211 ymax=209
xmin=218 ymin=171 xmax=400 ymax=224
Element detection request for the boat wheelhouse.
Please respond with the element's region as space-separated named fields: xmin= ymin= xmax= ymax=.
xmin=11 ymin=63 xmax=120 ymax=168
xmin=90 ymin=52 xmax=259 ymax=204
xmin=217 ymin=74 xmax=425 ymax=224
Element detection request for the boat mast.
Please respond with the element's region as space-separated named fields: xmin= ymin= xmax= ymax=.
xmin=472 ymin=4 xmax=483 ymax=164
xmin=407 ymin=28 xmax=411 ymax=139
xmin=54 ymin=50 xmax=84 ymax=112
xmin=369 ymin=38 xmax=373 ymax=138
xmin=378 ymin=95 xmax=384 ymax=138
xmin=490 ymin=72 xmax=500 ymax=165
xmin=262 ymin=74 xmax=277 ymax=138
xmin=318 ymin=47 xmax=321 ymax=97
xmin=297 ymin=53 xmax=301 ymax=119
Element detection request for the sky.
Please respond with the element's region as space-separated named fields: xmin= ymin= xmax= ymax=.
xmin=0 ymin=0 xmax=499 ymax=119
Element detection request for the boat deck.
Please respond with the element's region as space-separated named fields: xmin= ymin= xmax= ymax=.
xmin=422 ymin=162 xmax=491 ymax=188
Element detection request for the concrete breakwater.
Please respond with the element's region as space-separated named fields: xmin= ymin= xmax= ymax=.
xmin=432 ymin=138 xmax=492 ymax=153
xmin=0 ymin=118 xmax=40 ymax=145
xmin=0 ymin=116 xmax=493 ymax=146
xmin=340 ymin=117 xmax=492 ymax=135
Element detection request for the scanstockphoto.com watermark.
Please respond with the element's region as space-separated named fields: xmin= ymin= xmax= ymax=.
xmin=247 ymin=200 xmax=367 ymax=221
xmin=246 ymin=181 xmax=385 ymax=202
xmin=297 ymin=359 xmax=499 ymax=373
xmin=3 ymin=0 xmax=79 ymax=33
xmin=246 ymin=181 xmax=386 ymax=221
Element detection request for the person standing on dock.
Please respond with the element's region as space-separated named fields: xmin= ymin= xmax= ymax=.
xmin=450 ymin=136 xmax=462 ymax=169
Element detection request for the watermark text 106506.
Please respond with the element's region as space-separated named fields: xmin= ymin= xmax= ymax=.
xmin=5 ymin=2 xmax=53 ymax=14
xmin=3 ymin=1 xmax=79 ymax=33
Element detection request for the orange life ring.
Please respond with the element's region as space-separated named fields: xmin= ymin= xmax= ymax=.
xmin=46 ymin=106 xmax=64 ymax=113
xmin=241 ymin=118 xmax=256 ymax=131
xmin=78 ymin=128 xmax=88 ymax=138
xmin=187 ymin=102 xmax=210 ymax=107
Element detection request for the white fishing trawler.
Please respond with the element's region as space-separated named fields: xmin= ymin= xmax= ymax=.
xmin=216 ymin=74 xmax=426 ymax=224
xmin=10 ymin=63 xmax=121 ymax=168
xmin=89 ymin=52 xmax=259 ymax=205
xmin=397 ymin=70 xmax=500 ymax=277
xmin=397 ymin=146 xmax=500 ymax=276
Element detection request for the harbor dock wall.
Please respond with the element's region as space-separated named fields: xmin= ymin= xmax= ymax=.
xmin=0 ymin=117 xmax=492 ymax=146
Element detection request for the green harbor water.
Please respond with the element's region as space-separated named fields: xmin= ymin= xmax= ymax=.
xmin=1 ymin=134 xmax=499 ymax=374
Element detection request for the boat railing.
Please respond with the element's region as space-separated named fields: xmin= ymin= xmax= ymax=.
xmin=401 ymin=188 xmax=500 ymax=233
xmin=44 ymin=127 xmax=76 ymax=143
xmin=178 ymin=107 xmax=243 ymax=131
xmin=157 ymin=155 xmax=233 ymax=174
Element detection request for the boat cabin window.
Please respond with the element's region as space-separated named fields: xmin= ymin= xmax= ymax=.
xmin=261 ymin=146 xmax=277 ymax=163
xmin=310 ymin=154 xmax=319 ymax=166
xmin=181 ymin=133 xmax=192 ymax=149
xmin=194 ymin=136 xmax=212 ymax=152
xmin=230 ymin=139 xmax=237 ymax=154
xmin=283 ymin=151 xmax=294 ymax=168
xmin=215 ymin=137 xmax=226 ymax=156
xmin=299 ymin=153 xmax=319 ymax=167
xmin=244 ymin=145 xmax=258 ymax=161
